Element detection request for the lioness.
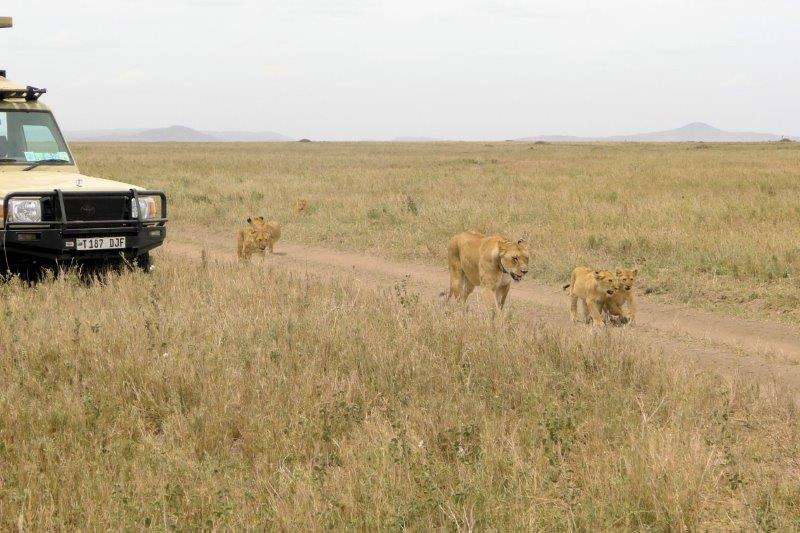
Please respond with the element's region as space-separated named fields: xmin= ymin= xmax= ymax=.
xmin=447 ymin=231 xmax=529 ymax=311
xmin=604 ymin=268 xmax=638 ymax=324
xmin=237 ymin=216 xmax=281 ymax=261
xmin=564 ymin=267 xmax=618 ymax=326
xmin=294 ymin=197 xmax=308 ymax=214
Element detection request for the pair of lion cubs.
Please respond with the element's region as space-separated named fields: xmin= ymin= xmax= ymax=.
xmin=564 ymin=266 xmax=638 ymax=326
xmin=237 ymin=198 xmax=309 ymax=261
xmin=237 ymin=216 xmax=281 ymax=261
xmin=446 ymin=230 xmax=636 ymax=325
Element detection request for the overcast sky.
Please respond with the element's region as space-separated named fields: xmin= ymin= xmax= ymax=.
xmin=2 ymin=0 xmax=798 ymax=139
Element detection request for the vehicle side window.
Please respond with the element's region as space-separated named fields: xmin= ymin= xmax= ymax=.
xmin=0 ymin=112 xmax=7 ymax=157
xmin=22 ymin=124 xmax=58 ymax=152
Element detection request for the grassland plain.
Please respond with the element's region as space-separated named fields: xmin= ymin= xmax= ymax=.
xmin=73 ymin=141 xmax=800 ymax=323
xmin=1 ymin=256 xmax=799 ymax=530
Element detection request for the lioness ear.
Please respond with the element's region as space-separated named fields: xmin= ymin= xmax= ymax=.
xmin=517 ymin=239 xmax=525 ymax=245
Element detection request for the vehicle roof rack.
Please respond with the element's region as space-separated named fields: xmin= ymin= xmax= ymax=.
xmin=0 ymin=86 xmax=47 ymax=101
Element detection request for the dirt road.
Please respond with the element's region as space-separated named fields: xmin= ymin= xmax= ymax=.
xmin=163 ymin=230 xmax=800 ymax=392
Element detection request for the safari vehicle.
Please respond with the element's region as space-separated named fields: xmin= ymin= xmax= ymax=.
xmin=0 ymin=16 xmax=166 ymax=274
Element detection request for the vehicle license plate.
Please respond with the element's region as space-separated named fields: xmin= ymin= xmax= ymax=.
xmin=75 ymin=236 xmax=126 ymax=251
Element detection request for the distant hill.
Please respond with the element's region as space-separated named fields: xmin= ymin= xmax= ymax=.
xmin=519 ymin=122 xmax=797 ymax=143
xmin=126 ymin=126 xmax=217 ymax=142
xmin=393 ymin=136 xmax=443 ymax=142
xmin=202 ymin=130 xmax=293 ymax=142
xmin=67 ymin=126 xmax=292 ymax=142
xmin=67 ymin=129 xmax=144 ymax=141
xmin=66 ymin=123 xmax=796 ymax=143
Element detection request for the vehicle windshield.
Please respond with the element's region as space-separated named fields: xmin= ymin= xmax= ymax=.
xmin=0 ymin=110 xmax=72 ymax=165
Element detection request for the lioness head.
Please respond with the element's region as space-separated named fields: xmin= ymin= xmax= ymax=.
xmin=593 ymin=270 xmax=618 ymax=296
xmin=615 ymin=268 xmax=637 ymax=292
xmin=499 ymin=239 xmax=530 ymax=282
xmin=246 ymin=216 xmax=272 ymax=250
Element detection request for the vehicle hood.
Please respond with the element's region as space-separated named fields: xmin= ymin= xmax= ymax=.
xmin=0 ymin=171 xmax=142 ymax=197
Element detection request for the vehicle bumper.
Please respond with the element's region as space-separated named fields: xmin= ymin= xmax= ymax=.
xmin=0 ymin=226 xmax=166 ymax=262
xmin=0 ymin=189 xmax=168 ymax=264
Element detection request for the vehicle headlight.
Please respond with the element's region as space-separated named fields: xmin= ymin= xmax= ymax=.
xmin=8 ymin=198 xmax=42 ymax=223
xmin=131 ymin=196 xmax=158 ymax=220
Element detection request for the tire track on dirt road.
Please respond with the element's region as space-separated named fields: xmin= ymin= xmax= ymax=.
xmin=161 ymin=230 xmax=800 ymax=393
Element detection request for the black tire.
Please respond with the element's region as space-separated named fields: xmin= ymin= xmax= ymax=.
xmin=133 ymin=252 xmax=152 ymax=272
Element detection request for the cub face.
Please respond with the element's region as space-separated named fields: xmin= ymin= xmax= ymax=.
xmin=247 ymin=216 xmax=272 ymax=250
xmin=593 ymin=270 xmax=618 ymax=296
xmin=615 ymin=268 xmax=637 ymax=293
xmin=499 ymin=240 xmax=530 ymax=282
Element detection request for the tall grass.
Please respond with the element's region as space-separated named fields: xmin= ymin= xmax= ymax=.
xmin=73 ymin=141 xmax=800 ymax=322
xmin=1 ymin=256 xmax=798 ymax=529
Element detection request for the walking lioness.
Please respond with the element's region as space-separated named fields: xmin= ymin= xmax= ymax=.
xmin=447 ymin=231 xmax=529 ymax=311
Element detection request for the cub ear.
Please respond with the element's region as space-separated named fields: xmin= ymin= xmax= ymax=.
xmin=517 ymin=239 xmax=525 ymax=245
xmin=246 ymin=217 xmax=252 ymax=224
xmin=616 ymin=269 xmax=622 ymax=276
xmin=632 ymin=268 xmax=638 ymax=276
xmin=593 ymin=270 xmax=602 ymax=279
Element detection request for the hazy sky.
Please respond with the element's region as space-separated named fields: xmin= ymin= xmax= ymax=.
xmin=2 ymin=0 xmax=798 ymax=139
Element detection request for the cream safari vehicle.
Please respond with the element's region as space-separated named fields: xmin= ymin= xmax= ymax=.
xmin=0 ymin=16 xmax=166 ymax=274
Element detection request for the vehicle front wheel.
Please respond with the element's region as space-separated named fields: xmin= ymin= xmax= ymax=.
xmin=132 ymin=252 xmax=152 ymax=272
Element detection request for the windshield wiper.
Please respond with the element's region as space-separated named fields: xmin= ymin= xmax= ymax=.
xmin=23 ymin=159 xmax=70 ymax=171
xmin=0 ymin=158 xmax=18 ymax=162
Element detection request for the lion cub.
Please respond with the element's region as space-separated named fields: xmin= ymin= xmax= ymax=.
xmin=294 ymin=197 xmax=308 ymax=214
xmin=237 ymin=216 xmax=281 ymax=261
xmin=447 ymin=231 xmax=529 ymax=311
xmin=604 ymin=268 xmax=638 ymax=324
xmin=564 ymin=267 xmax=618 ymax=326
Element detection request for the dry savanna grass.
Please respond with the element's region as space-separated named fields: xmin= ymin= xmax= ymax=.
xmin=73 ymin=141 xmax=800 ymax=322
xmin=1 ymin=256 xmax=799 ymax=530
xmin=4 ymin=141 xmax=791 ymax=529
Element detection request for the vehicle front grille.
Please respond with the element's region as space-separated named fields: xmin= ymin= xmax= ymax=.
xmin=59 ymin=196 xmax=129 ymax=222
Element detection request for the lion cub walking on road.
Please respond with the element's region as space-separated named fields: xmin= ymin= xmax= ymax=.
xmin=564 ymin=267 xmax=618 ymax=326
xmin=447 ymin=231 xmax=529 ymax=311
xmin=237 ymin=216 xmax=281 ymax=261
xmin=604 ymin=268 xmax=638 ymax=324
